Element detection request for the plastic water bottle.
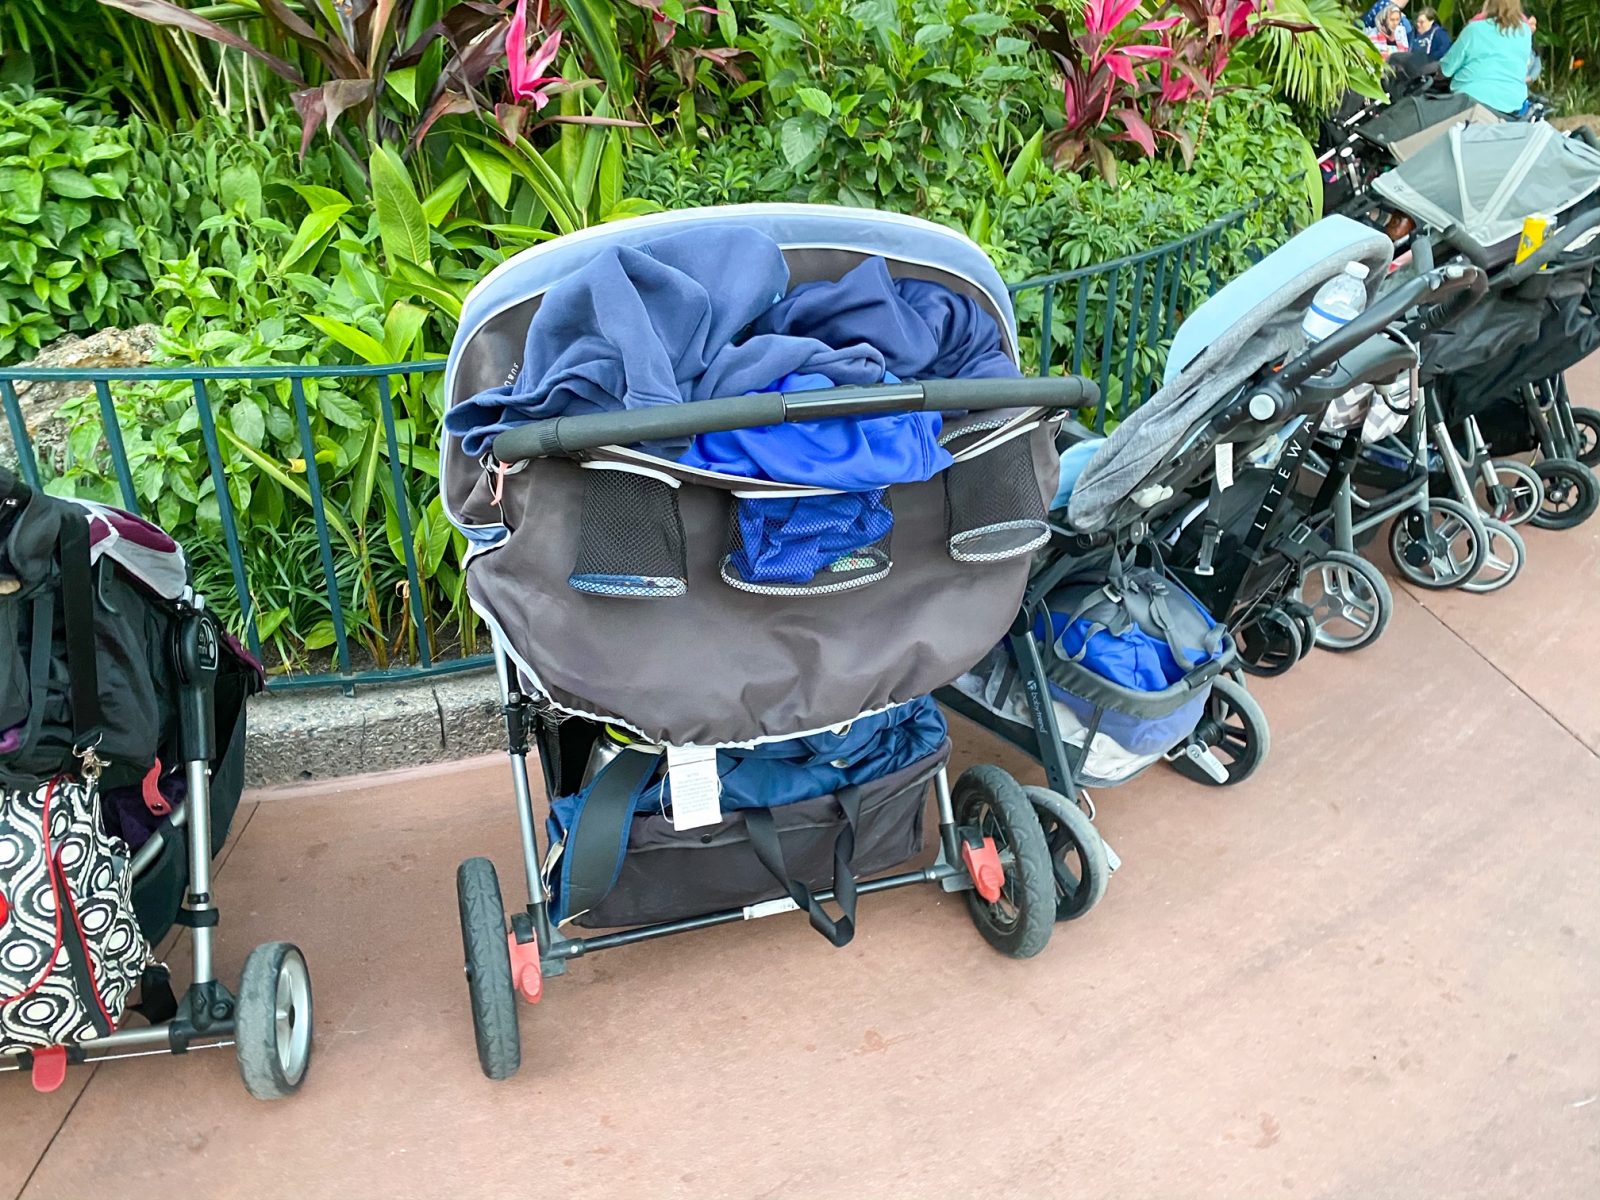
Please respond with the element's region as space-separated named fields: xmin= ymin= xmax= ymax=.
xmin=1301 ymin=261 xmax=1370 ymax=345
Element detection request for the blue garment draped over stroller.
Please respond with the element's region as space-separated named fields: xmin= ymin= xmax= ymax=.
xmin=443 ymin=228 xmax=1017 ymax=584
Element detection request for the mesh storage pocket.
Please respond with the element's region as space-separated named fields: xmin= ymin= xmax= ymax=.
xmin=568 ymin=466 xmax=688 ymax=599
xmin=720 ymin=491 xmax=892 ymax=596
xmin=944 ymin=434 xmax=1049 ymax=562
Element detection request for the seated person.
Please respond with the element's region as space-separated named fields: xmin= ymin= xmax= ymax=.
xmin=1363 ymin=0 xmax=1414 ymax=39
xmin=1373 ymin=5 xmax=1411 ymax=55
xmin=1413 ymin=7 xmax=1453 ymax=59
xmin=1441 ymin=0 xmax=1534 ymax=116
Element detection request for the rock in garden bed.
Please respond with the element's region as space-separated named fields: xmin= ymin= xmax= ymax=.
xmin=0 ymin=325 xmax=159 ymax=470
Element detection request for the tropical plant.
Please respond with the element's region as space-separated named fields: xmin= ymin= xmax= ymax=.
xmin=1237 ymin=0 xmax=1384 ymax=115
xmin=0 ymin=87 xmax=153 ymax=359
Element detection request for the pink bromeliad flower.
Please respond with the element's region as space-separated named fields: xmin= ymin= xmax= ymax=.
xmin=507 ymin=0 xmax=564 ymax=109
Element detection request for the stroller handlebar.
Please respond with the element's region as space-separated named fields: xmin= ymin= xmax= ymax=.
xmin=489 ymin=375 xmax=1100 ymax=462
xmin=1495 ymin=205 xmax=1600 ymax=287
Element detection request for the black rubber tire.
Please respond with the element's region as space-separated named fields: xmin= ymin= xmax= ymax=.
xmin=1169 ymin=676 xmax=1271 ymax=788
xmin=1387 ymin=498 xmax=1487 ymax=589
xmin=953 ymin=765 xmax=1055 ymax=959
xmin=1236 ymin=605 xmax=1303 ymax=678
xmin=1294 ymin=550 xmax=1392 ymax=654
xmin=1476 ymin=458 xmax=1542 ymax=527
xmin=235 ymin=942 xmax=313 ymax=1101
xmin=1023 ymin=786 xmax=1110 ymax=923
xmin=1569 ymin=405 xmax=1600 ymax=468
xmin=457 ymin=857 xmax=521 ymax=1081
xmin=1530 ymin=458 xmax=1599 ymax=530
xmin=1279 ymin=599 xmax=1318 ymax=662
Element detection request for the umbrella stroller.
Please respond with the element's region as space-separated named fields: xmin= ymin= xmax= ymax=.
xmin=0 ymin=468 xmax=312 ymax=1099
xmin=440 ymin=205 xmax=1110 ymax=1080
xmin=1374 ymin=122 xmax=1600 ymax=528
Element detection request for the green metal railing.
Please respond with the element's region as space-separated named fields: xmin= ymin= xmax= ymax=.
xmin=1 ymin=200 xmax=1299 ymax=693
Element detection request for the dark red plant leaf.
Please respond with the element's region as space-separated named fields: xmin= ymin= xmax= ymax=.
xmin=1112 ymin=106 xmax=1157 ymax=156
xmin=291 ymin=87 xmax=328 ymax=158
xmin=392 ymin=2 xmax=506 ymax=68
xmin=495 ymin=101 xmax=529 ymax=143
xmin=411 ymin=89 xmax=476 ymax=147
xmin=99 ymin=0 xmax=306 ymax=85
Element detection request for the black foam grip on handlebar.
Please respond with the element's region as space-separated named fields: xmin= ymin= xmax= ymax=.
xmin=919 ymin=375 xmax=1099 ymax=412
xmin=491 ymin=392 xmax=789 ymax=461
xmin=1441 ymin=225 xmax=1492 ymax=270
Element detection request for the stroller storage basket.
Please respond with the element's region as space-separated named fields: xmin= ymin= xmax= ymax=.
xmin=558 ymin=742 xmax=947 ymax=930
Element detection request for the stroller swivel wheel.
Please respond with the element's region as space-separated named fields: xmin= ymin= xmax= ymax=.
xmin=1279 ymin=600 xmax=1318 ymax=662
xmin=952 ymin=766 xmax=1055 ymax=958
xmin=1530 ymin=458 xmax=1599 ymax=530
xmin=1293 ymin=551 xmax=1392 ymax=653
xmin=1022 ymin=786 xmax=1110 ymax=923
xmin=1571 ymin=406 xmax=1600 ymax=468
xmin=1461 ymin=518 xmax=1525 ymax=594
xmin=1170 ymin=677 xmax=1270 ymax=788
xmin=235 ymin=942 xmax=313 ymax=1101
xmin=1235 ymin=605 xmax=1303 ymax=677
xmin=1476 ymin=459 xmax=1542 ymax=527
xmin=1387 ymin=498 xmax=1487 ymax=589
xmin=457 ymin=857 xmax=521 ymax=1081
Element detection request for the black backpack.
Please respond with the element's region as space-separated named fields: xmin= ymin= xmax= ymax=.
xmin=0 ymin=469 xmax=170 ymax=790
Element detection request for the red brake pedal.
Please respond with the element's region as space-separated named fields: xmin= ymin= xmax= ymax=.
xmin=31 ymin=1046 xmax=68 ymax=1094
xmin=506 ymin=933 xmax=543 ymax=1005
xmin=961 ymin=836 xmax=1005 ymax=904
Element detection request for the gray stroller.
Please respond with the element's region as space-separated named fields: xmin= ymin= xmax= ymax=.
xmin=440 ymin=205 xmax=1111 ymax=1080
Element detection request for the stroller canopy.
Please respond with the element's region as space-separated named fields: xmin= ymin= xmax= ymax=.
xmin=1357 ymin=92 xmax=1500 ymax=161
xmin=1373 ymin=123 xmax=1600 ymax=255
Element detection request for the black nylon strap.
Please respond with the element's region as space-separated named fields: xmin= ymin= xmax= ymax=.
xmin=563 ymin=748 xmax=659 ymax=918
xmin=56 ymin=514 xmax=103 ymax=754
xmin=16 ymin=587 xmax=55 ymax=762
xmin=745 ymin=786 xmax=862 ymax=948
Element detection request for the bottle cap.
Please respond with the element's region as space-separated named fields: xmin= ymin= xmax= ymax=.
xmin=1344 ymin=261 xmax=1371 ymax=280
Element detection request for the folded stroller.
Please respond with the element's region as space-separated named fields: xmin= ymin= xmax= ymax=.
xmin=0 ymin=467 xmax=311 ymax=1099
xmin=1372 ymin=122 xmax=1600 ymax=530
xmin=440 ymin=205 xmax=1109 ymax=1080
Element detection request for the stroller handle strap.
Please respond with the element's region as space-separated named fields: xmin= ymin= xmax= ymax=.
xmin=491 ymin=375 xmax=1099 ymax=461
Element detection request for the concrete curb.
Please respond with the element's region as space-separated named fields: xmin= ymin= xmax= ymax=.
xmin=243 ymin=669 xmax=504 ymax=787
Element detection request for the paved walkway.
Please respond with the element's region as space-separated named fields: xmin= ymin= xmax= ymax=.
xmin=7 ymin=367 xmax=1599 ymax=1200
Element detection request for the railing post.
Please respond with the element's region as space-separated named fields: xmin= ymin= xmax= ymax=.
xmin=288 ymin=378 xmax=355 ymax=694
xmin=1 ymin=379 xmax=40 ymax=490
xmin=191 ymin=378 xmax=261 ymax=663
xmin=93 ymin=379 xmax=140 ymax=515
xmin=379 ymin=374 xmax=433 ymax=669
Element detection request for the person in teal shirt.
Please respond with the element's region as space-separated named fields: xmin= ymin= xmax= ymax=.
xmin=1440 ymin=0 xmax=1534 ymax=116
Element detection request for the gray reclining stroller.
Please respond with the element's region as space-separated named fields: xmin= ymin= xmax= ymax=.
xmin=440 ymin=205 xmax=1112 ymax=1080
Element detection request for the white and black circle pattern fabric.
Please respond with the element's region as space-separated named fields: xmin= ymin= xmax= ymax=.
xmin=0 ymin=780 xmax=153 ymax=1052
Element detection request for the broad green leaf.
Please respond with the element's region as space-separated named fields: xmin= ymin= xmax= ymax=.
xmin=44 ymin=168 xmax=96 ymax=199
xmin=382 ymin=300 xmax=428 ymax=360
xmin=369 ymin=144 xmax=431 ymax=269
xmin=220 ymin=163 xmax=263 ymax=218
xmin=780 ymin=119 xmax=822 ymax=168
xmin=291 ymin=183 xmax=352 ymax=212
xmin=351 ymin=425 xmax=381 ymax=528
xmin=219 ymin=427 xmax=358 ymax=553
xmin=598 ymin=131 xmax=623 ymax=220
xmin=1005 ymin=128 xmax=1043 ymax=193
xmin=277 ymin=202 xmax=349 ymax=273
xmin=255 ymin=607 xmax=290 ymax=641
xmin=305 ymin=313 xmax=391 ymax=364
xmin=302 ymin=620 xmax=338 ymax=651
xmin=794 ymin=87 xmax=833 ymax=117
xmin=387 ymin=259 xmax=464 ymax=320
xmin=228 ymin=399 xmax=266 ymax=449
xmin=421 ymin=167 xmax=470 ymax=227
xmin=913 ymin=23 xmax=952 ymax=47
xmin=458 ymin=144 xmax=513 ymax=209
xmin=385 ymin=65 xmax=419 ymax=111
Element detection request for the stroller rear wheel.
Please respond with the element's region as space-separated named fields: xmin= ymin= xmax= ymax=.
xmin=1570 ymin=406 xmax=1600 ymax=468
xmin=1293 ymin=551 xmax=1392 ymax=652
xmin=1461 ymin=519 xmax=1525 ymax=594
xmin=457 ymin=857 xmax=522 ymax=1081
xmin=1388 ymin=498 xmax=1487 ymax=589
xmin=1170 ymin=677 xmax=1270 ymax=788
xmin=1530 ymin=459 xmax=1599 ymax=530
xmin=1473 ymin=459 xmax=1542 ymax=527
xmin=1022 ymin=786 xmax=1109 ymax=923
xmin=953 ymin=766 xmax=1055 ymax=959
xmin=1235 ymin=604 xmax=1304 ymax=677
xmin=235 ymin=942 xmax=314 ymax=1101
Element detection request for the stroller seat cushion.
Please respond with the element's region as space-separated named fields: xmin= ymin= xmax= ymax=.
xmin=1052 ymin=437 xmax=1106 ymax=511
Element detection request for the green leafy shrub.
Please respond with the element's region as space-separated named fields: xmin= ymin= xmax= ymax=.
xmin=0 ymin=87 xmax=149 ymax=358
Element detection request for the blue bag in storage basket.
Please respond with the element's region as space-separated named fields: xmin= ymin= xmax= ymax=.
xmin=955 ymin=555 xmax=1233 ymax=787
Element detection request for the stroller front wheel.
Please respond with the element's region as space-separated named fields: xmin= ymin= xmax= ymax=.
xmin=1530 ymin=458 xmax=1599 ymax=530
xmin=1475 ymin=459 xmax=1542 ymax=527
xmin=1022 ymin=786 xmax=1110 ymax=923
xmin=1293 ymin=551 xmax=1392 ymax=653
xmin=1460 ymin=519 xmax=1526 ymax=594
xmin=1569 ymin=406 xmax=1600 ymax=468
xmin=457 ymin=857 xmax=522 ymax=1081
xmin=1388 ymin=498 xmax=1487 ymax=589
xmin=235 ymin=942 xmax=314 ymax=1101
xmin=1170 ymin=676 xmax=1270 ymax=788
xmin=953 ymin=766 xmax=1055 ymax=959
